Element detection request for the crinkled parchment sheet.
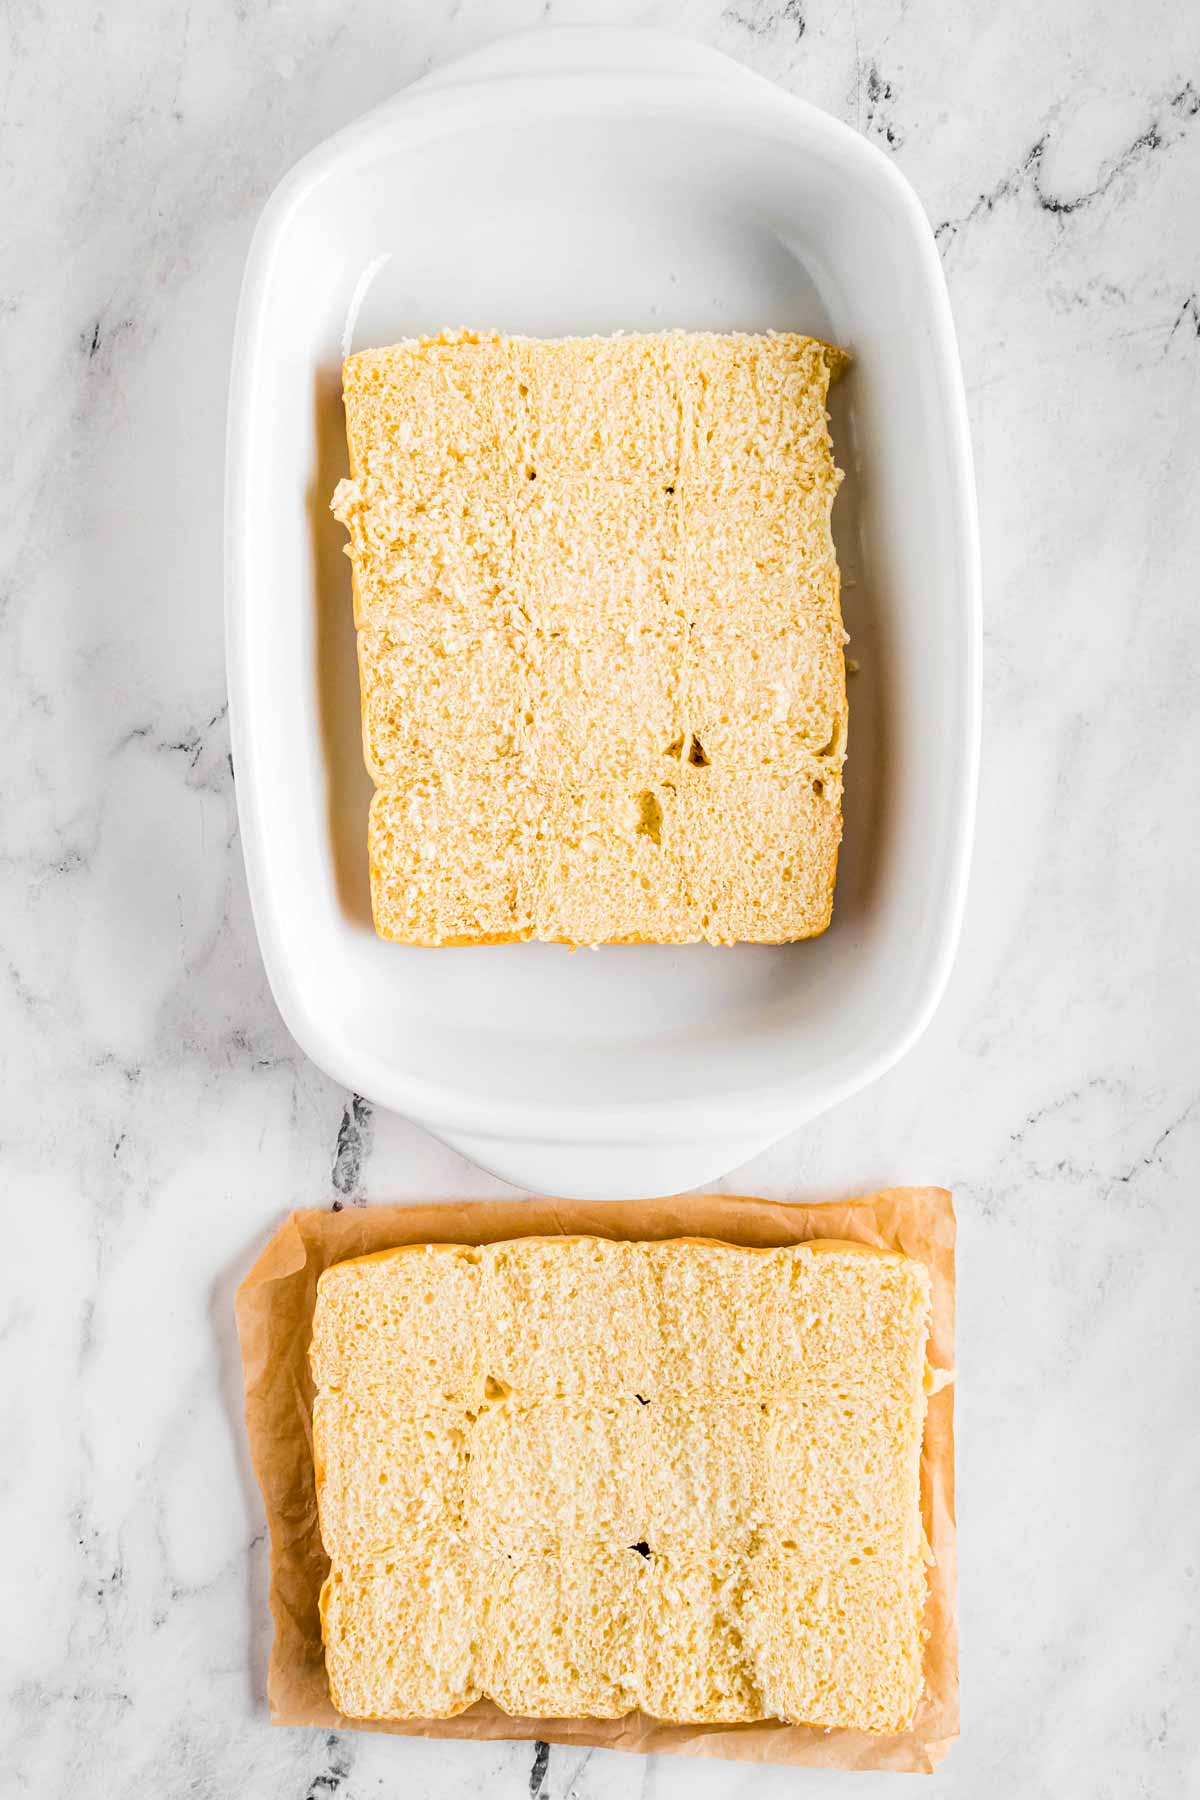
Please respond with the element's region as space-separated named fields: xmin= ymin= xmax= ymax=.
xmin=235 ymin=1188 xmax=957 ymax=1771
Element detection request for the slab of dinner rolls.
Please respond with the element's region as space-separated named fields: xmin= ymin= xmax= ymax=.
xmin=312 ymin=1236 xmax=932 ymax=1731
xmin=331 ymin=329 xmax=848 ymax=947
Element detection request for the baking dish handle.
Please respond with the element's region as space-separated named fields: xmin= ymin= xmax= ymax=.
xmin=413 ymin=27 xmax=768 ymax=98
xmin=435 ymin=1123 xmax=779 ymax=1203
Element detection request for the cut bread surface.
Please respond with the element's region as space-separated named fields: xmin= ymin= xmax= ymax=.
xmin=478 ymin=1550 xmax=644 ymax=1720
xmin=309 ymin=1244 xmax=485 ymax=1402
xmin=465 ymin=1397 xmax=647 ymax=1553
xmin=333 ymin=329 xmax=848 ymax=946
xmin=313 ymin=1394 xmax=472 ymax=1561
xmin=311 ymin=1236 xmax=931 ymax=1732
xmin=320 ymin=1543 xmax=480 ymax=1721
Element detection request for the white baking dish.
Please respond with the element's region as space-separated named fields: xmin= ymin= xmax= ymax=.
xmin=225 ymin=27 xmax=980 ymax=1200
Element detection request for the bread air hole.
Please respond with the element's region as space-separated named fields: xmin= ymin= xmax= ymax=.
xmin=483 ymin=1375 xmax=512 ymax=1400
xmin=687 ymin=736 xmax=709 ymax=768
xmin=635 ymin=791 xmax=663 ymax=846
xmin=631 ymin=1541 xmax=651 ymax=1558
xmin=812 ymin=778 xmax=825 ymax=799
xmin=664 ymin=735 xmax=685 ymax=760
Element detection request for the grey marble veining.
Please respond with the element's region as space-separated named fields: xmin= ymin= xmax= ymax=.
xmin=2 ymin=1 xmax=1199 ymax=1795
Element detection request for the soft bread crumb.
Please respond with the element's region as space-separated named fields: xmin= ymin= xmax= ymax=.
xmin=312 ymin=1235 xmax=931 ymax=1732
xmin=333 ymin=330 xmax=848 ymax=947
xmin=481 ymin=1236 xmax=657 ymax=1396
xmin=465 ymin=1397 xmax=647 ymax=1552
xmin=646 ymin=1239 xmax=787 ymax=1393
xmin=644 ymin=1400 xmax=765 ymax=1555
xmin=767 ymin=1246 xmax=932 ymax=1394
xmin=478 ymin=1549 xmax=644 ymax=1720
xmin=310 ymin=1244 xmax=485 ymax=1400
xmin=320 ymin=1544 xmax=480 ymax=1721
xmin=313 ymin=1395 xmax=471 ymax=1561
xmin=639 ymin=1556 xmax=765 ymax=1724
xmin=744 ymin=1549 xmax=928 ymax=1733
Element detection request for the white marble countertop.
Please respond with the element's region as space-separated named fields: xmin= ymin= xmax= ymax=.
xmin=4 ymin=1 xmax=1199 ymax=1794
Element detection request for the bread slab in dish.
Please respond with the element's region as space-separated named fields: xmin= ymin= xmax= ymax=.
xmin=311 ymin=1234 xmax=931 ymax=1732
xmin=331 ymin=330 xmax=848 ymax=947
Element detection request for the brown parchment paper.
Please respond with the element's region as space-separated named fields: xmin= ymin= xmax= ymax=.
xmin=235 ymin=1188 xmax=957 ymax=1771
